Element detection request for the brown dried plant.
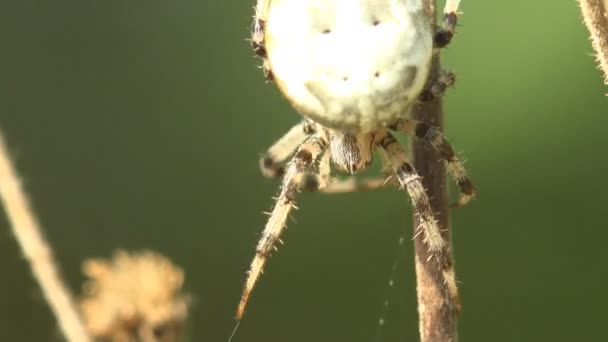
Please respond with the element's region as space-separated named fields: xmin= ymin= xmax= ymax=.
xmin=80 ymin=250 xmax=190 ymax=342
xmin=411 ymin=1 xmax=462 ymax=341
xmin=1 ymin=130 xmax=190 ymax=342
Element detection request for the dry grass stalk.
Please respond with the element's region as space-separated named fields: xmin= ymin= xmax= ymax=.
xmin=80 ymin=250 xmax=190 ymax=342
xmin=578 ymin=0 xmax=608 ymax=85
xmin=0 ymin=131 xmax=92 ymax=342
xmin=410 ymin=1 xmax=460 ymax=341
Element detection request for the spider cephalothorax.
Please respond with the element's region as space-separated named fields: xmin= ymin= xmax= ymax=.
xmin=237 ymin=0 xmax=474 ymax=320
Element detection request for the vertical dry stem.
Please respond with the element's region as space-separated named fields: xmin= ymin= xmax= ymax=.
xmin=0 ymin=132 xmax=91 ymax=342
xmin=578 ymin=0 xmax=608 ymax=85
xmin=410 ymin=1 xmax=459 ymax=341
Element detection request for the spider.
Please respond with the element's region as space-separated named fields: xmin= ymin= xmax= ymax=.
xmin=236 ymin=0 xmax=474 ymax=320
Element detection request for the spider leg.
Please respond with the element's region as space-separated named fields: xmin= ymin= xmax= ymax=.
xmin=376 ymin=130 xmax=459 ymax=304
xmin=390 ymin=118 xmax=475 ymax=207
xmin=251 ymin=0 xmax=273 ymax=80
xmin=376 ymin=131 xmax=445 ymax=254
xmin=237 ymin=133 xmax=328 ymax=320
xmin=434 ymin=0 xmax=461 ymax=49
xmin=260 ymin=120 xmax=316 ymax=178
xmin=251 ymin=0 xmax=269 ymax=57
xmin=418 ymin=69 xmax=455 ymax=103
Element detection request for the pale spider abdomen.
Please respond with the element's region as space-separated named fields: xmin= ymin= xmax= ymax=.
xmin=265 ymin=0 xmax=433 ymax=133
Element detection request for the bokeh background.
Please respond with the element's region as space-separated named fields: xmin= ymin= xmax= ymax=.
xmin=1 ymin=1 xmax=607 ymax=341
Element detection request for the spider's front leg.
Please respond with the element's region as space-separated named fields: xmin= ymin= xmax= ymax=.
xmin=237 ymin=133 xmax=328 ymax=320
xmin=259 ymin=120 xmax=316 ymax=178
xmin=390 ymin=118 xmax=476 ymax=207
xmin=376 ymin=130 xmax=459 ymax=303
xmin=434 ymin=0 xmax=461 ymax=49
xmin=251 ymin=0 xmax=273 ymax=80
xmin=422 ymin=1 xmax=461 ymax=102
xmin=250 ymin=0 xmax=268 ymax=58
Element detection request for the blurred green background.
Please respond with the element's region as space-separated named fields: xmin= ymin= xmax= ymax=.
xmin=1 ymin=1 xmax=607 ymax=341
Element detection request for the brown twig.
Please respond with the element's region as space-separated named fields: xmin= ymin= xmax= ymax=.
xmin=578 ymin=0 xmax=608 ymax=85
xmin=0 ymin=131 xmax=92 ymax=342
xmin=410 ymin=1 xmax=459 ymax=341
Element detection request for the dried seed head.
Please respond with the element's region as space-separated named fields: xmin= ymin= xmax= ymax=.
xmin=80 ymin=250 xmax=190 ymax=342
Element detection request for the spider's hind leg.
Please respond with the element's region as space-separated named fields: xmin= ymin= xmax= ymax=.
xmin=390 ymin=118 xmax=476 ymax=207
xmin=237 ymin=133 xmax=328 ymax=320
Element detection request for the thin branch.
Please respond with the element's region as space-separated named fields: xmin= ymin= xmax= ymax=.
xmin=0 ymin=131 xmax=91 ymax=342
xmin=578 ymin=0 xmax=608 ymax=85
xmin=410 ymin=1 xmax=459 ymax=341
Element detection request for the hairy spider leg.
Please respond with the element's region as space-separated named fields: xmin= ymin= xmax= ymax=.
xmin=251 ymin=0 xmax=274 ymax=80
xmin=376 ymin=131 xmax=445 ymax=254
xmin=237 ymin=133 xmax=328 ymax=320
xmin=260 ymin=120 xmax=316 ymax=178
xmin=434 ymin=0 xmax=461 ymax=49
xmin=251 ymin=0 xmax=269 ymax=58
xmin=390 ymin=118 xmax=476 ymax=208
xmin=376 ymin=130 xmax=460 ymax=307
xmin=418 ymin=70 xmax=456 ymax=103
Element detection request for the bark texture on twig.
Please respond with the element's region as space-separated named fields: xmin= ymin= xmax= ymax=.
xmin=578 ymin=0 xmax=608 ymax=85
xmin=0 ymin=131 xmax=92 ymax=342
xmin=410 ymin=1 xmax=459 ymax=341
